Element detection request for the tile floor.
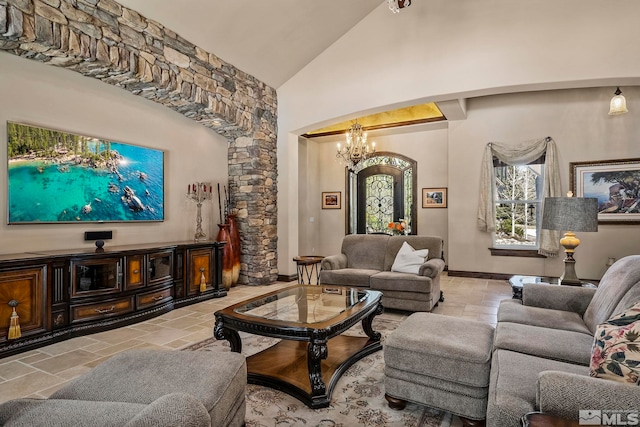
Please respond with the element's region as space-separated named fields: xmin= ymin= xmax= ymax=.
xmin=0 ymin=273 xmax=513 ymax=425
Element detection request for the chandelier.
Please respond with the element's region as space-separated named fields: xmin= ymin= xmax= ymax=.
xmin=336 ymin=121 xmax=376 ymax=170
xmin=388 ymin=0 xmax=411 ymax=13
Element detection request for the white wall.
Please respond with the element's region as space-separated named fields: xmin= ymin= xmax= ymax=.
xmin=298 ymin=88 xmax=640 ymax=282
xmin=300 ymin=125 xmax=450 ymax=261
xmin=0 ymin=53 xmax=229 ymax=254
xmin=277 ymin=0 xmax=640 ymax=277
xmin=449 ymin=87 xmax=640 ymax=281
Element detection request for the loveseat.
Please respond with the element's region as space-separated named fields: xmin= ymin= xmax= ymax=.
xmin=0 ymin=349 xmax=246 ymax=427
xmin=319 ymin=234 xmax=445 ymax=312
xmin=488 ymin=254 xmax=640 ymax=426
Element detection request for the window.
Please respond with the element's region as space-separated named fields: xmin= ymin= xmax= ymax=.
xmin=493 ymin=156 xmax=544 ymax=249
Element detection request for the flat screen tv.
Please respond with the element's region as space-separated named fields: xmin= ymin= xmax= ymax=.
xmin=7 ymin=122 xmax=165 ymax=224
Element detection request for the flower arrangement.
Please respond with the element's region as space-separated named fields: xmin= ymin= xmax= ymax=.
xmin=387 ymin=219 xmax=408 ymax=235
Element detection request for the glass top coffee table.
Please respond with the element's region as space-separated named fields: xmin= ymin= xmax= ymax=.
xmin=509 ymin=275 xmax=596 ymax=299
xmin=214 ymin=284 xmax=383 ymax=408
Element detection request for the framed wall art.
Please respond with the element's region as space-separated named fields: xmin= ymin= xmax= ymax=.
xmin=422 ymin=188 xmax=447 ymax=208
xmin=570 ymin=158 xmax=640 ymax=224
xmin=322 ymin=191 xmax=341 ymax=209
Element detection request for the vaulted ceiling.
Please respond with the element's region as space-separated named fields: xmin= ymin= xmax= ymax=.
xmin=116 ymin=0 xmax=384 ymax=89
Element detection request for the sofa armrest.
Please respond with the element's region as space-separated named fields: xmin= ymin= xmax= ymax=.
xmin=523 ymin=283 xmax=596 ymax=314
xmin=321 ymin=254 xmax=347 ymax=271
xmin=537 ymin=371 xmax=640 ymax=420
xmin=418 ymin=258 xmax=445 ymax=279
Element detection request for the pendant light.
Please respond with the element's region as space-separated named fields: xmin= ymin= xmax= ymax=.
xmin=608 ymin=87 xmax=628 ymax=115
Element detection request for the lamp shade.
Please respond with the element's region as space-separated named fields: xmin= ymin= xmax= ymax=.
xmin=608 ymin=87 xmax=628 ymax=115
xmin=541 ymin=197 xmax=598 ymax=232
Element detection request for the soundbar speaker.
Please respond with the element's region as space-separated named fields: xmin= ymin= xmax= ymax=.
xmin=84 ymin=231 xmax=113 ymax=241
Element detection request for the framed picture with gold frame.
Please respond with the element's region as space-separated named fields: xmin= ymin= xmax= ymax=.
xmin=322 ymin=191 xmax=341 ymax=209
xmin=570 ymin=158 xmax=640 ymax=224
xmin=422 ymin=188 xmax=447 ymax=208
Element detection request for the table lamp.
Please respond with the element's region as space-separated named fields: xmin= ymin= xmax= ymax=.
xmin=541 ymin=194 xmax=598 ymax=285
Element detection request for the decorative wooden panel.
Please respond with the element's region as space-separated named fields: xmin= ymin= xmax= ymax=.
xmin=187 ymin=248 xmax=213 ymax=295
xmin=70 ymin=296 xmax=134 ymax=324
xmin=52 ymin=263 xmax=67 ymax=303
xmin=0 ymin=266 xmax=48 ymax=342
xmin=125 ymin=255 xmax=145 ymax=290
xmin=136 ymin=285 xmax=173 ymax=310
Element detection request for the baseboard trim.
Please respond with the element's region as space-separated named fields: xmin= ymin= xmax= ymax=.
xmin=278 ymin=274 xmax=297 ymax=282
xmin=447 ymin=270 xmax=512 ymax=280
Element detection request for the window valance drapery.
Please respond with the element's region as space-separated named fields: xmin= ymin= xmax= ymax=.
xmin=477 ymin=137 xmax=561 ymax=257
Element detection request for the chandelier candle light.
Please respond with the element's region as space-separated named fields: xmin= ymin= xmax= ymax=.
xmin=336 ymin=121 xmax=376 ymax=171
xmin=187 ymin=182 xmax=212 ymax=242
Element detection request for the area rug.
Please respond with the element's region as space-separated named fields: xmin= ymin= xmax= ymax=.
xmin=184 ymin=316 xmax=452 ymax=427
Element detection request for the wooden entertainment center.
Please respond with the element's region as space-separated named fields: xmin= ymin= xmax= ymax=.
xmin=0 ymin=241 xmax=226 ymax=357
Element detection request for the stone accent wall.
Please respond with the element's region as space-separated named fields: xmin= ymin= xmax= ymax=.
xmin=0 ymin=0 xmax=278 ymax=285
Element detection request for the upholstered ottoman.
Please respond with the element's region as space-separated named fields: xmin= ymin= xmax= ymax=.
xmin=384 ymin=313 xmax=494 ymax=425
xmin=50 ymin=349 xmax=246 ymax=427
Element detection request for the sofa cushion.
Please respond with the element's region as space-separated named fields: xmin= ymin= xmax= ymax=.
xmin=590 ymin=302 xmax=640 ymax=384
xmin=612 ymin=282 xmax=640 ymax=322
xmin=486 ymin=349 xmax=588 ymax=427
xmin=371 ymin=271 xmax=433 ymax=293
xmin=0 ymin=398 xmax=148 ymax=427
xmin=583 ymin=255 xmax=640 ymax=334
xmin=391 ymin=241 xmax=429 ymax=274
xmin=497 ymin=299 xmax=592 ymax=335
xmin=0 ymin=393 xmax=211 ymax=427
xmin=50 ymin=350 xmax=245 ymax=427
xmin=318 ymin=268 xmax=378 ymax=287
xmin=494 ymin=321 xmax=594 ymax=365
xmin=383 ymin=236 xmax=443 ymax=271
xmin=342 ymin=234 xmax=389 ymax=269
xmin=380 ymin=291 xmax=437 ymax=312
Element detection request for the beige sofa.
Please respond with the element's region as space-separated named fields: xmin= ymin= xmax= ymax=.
xmin=488 ymin=254 xmax=640 ymax=426
xmin=319 ymin=234 xmax=445 ymax=312
xmin=382 ymin=255 xmax=640 ymax=426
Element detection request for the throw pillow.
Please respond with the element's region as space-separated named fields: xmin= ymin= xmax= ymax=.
xmin=391 ymin=241 xmax=429 ymax=274
xmin=590 ymin=301 xmax=640 ymax=385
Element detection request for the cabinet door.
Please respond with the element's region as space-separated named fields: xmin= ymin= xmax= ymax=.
xmin=148 ymin=250 xmax=173 ymax=286
xmin=187 ymin=248 xmax=212 ymax=295
xmin=71 ymin=257 xmax=122 ymax=298
xmin=125 ymin=255 xmax=145 ymax=290
xmin=0 ymin=266 xmax=48 ymax=342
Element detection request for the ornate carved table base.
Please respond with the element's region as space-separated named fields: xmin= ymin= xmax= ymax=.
xmin=214 ymin=285 xmax=383 ymax=408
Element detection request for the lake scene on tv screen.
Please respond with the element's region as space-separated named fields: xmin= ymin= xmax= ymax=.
xmin=7 ymin=122 xmax=164 ymax=223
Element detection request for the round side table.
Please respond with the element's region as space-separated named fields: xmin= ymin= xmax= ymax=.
xmin=293 ymin=255 xmax=325 ymax=284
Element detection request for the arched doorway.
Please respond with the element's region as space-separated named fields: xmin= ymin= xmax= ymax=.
xmin=346 ymin=152 xmax=417 ymax=234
